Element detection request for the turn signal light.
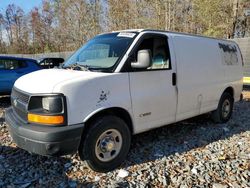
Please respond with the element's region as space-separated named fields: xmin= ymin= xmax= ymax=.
xmin=243 ymin=77 xmax=250 ymax=84
xmin=28 ymin=113 xmax=64 ymax=125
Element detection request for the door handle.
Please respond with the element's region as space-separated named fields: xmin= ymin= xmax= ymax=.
xmin=172 ymin=73 xmax=177 ymax=86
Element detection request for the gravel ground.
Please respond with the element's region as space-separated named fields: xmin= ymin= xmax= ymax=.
xmin=0 ymin=92 xmax=250 ymax=188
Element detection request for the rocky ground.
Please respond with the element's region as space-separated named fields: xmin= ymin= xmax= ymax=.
xmin=0 ymin=92 xmax=250 ymax=188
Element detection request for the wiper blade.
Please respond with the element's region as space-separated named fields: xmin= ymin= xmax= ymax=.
xmin=64 ymin=63 xmax=90 ymax=71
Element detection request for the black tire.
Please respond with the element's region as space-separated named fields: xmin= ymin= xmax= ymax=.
xmin=78 ymin=115 xmax=131 ymax=172
xmin=211 ymin=92 xmax=234 ymax=123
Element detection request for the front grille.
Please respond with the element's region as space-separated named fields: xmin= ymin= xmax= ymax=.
xmin=11 ymin=88 xmax=30 ymax=104
xmin=11 ymin=88 xmax=30 ymax=122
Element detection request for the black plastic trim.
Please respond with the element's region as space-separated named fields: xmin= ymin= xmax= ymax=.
xmin=172 ymin=72 xmax=177 ymax=86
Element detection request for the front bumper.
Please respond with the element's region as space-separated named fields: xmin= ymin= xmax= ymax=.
xmin=5 ymin=107 xmax=84 ymax=156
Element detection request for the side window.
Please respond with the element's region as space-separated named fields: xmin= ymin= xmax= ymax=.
xmin=0 ymin=60 xmax=5 ymax=69
xmin=218 ymin=43 xmax=239 ymax=65
xmin=126 ymin=34 xmax=171 ymax=72
xmin=0 ymin=59 xmax=16 ymax=70
xmin=18 ymin=61 xmax=27 ymax=68
xmin=151 ymin=37 xmax=171 ymax=70
xmin=44 ymin=59 xmax=50 ymax=66
xmin=0 ymin=59 xmax=27 ymax=70
xmin=42 ymin=59 xmax=51 ymax=68
xmin=46 ymin=59 xmax=53 ymax=68
xmin=6 ymin=60 xmax=19 ymax=69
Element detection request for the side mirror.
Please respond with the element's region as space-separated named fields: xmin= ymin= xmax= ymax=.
xmin=131 ymin=49 xmax=152 ymax=69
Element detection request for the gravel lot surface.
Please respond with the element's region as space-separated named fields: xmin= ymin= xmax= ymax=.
xmin=0 ymin=92 xmax=250 ymax=188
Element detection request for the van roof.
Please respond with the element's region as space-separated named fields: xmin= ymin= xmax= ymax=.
xmin=113 ymin=29 xmax=233 ymax=43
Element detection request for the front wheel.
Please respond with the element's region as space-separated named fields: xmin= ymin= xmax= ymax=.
xmin=211 ymin=92 xmax=234 ymax=123
xmin=78 ymin=115 xmax=131 ymax=172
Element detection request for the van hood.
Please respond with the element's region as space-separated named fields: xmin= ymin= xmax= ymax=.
xmin=14 ymin=69 xmax=104 ymax=94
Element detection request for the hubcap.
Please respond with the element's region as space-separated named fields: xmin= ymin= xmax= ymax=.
xmin=222 ymin=99 xmax=231 ymax=118
xmin=95 ymin=129 xmax=122 ymax=162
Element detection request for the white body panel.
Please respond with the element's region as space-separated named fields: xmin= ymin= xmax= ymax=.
xmin=14 ymin=30 xmax=243 ymax=134
xmin=171 ymin=34 xmax=243 ymax=121
xmin=173 ymin=35 xmax=225 ymax=120
xmin=129 ymin=70 xmax=177 ymax=133
xmin=15 ymin=70 xmax=132 ymax=125
xmin=15 ymin=69 xmax=100 ymax=94
xmin=53 ymin=73 xmax=132 ymax=125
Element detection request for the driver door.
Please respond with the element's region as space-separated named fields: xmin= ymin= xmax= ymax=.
xmin=126 ymin=33 xmax=177 ymax=133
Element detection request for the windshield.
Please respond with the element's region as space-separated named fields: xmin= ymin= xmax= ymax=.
xmin=63 ymin=32 xmax=138 ymax=72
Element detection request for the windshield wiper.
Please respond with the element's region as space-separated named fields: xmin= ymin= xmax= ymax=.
xmin=64 ymin=63 xmax=90 ymax=71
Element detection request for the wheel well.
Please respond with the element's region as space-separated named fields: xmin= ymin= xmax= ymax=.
xmin=223 ymin=87 xmax=234 ymax=99
xmin=82 ymin=107 xmax=134 ymax=137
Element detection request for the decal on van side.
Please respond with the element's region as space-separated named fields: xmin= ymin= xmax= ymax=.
xmin=219 ymin=43 xmax=238 ymax=65
xmin=97 ymin=90 xmax=110 ymax=103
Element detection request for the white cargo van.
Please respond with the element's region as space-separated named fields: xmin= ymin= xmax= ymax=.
xmin=6 ymin=29 xmax=243 ymax=172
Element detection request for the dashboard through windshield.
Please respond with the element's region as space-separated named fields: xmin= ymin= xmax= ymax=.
xmin=63 ymin=32 xmax=138 ymax=72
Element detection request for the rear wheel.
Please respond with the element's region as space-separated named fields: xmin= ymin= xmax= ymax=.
xmin=211 ymin=92 xmax=234 ymax=123
xmin=78 ymin=115 xmax=131 ymax=172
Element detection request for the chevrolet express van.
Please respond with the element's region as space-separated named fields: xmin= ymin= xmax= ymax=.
xmin=6 ymin=29 xmax=243 ymax=172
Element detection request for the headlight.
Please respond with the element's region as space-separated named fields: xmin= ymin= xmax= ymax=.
xmin=42 ymin=96 xmax=63 ymax=113
xmin=28 ymin=94 xmax=66 ymax=125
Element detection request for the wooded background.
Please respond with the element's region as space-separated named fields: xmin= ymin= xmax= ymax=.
xmin=0 ymin=0 xmax=249 ymax=54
